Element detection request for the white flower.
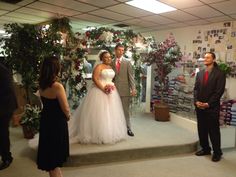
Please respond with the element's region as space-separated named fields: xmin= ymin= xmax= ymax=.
xmin=99 ymin=31 xmax=114 ymax=43
xmin=71 ymin=70 xmax=78 ymax=77
xmin=79 ymin=65 xmax=83 ymax=70
xmin=75 ymin=83 xmax=82 ymax=91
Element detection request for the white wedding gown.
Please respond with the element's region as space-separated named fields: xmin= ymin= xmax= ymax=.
xmin=69 ymin=69 xmax=127 ymax=144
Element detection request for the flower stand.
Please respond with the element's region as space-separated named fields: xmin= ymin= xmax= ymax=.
xmin=154 ymin=103 xmax=170 ymax=121
xmin=22 ymin=125 xmax=35 ymax=139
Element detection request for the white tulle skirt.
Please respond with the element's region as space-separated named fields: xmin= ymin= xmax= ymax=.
xmin=69 ymin=84 xmax=127 ymax=144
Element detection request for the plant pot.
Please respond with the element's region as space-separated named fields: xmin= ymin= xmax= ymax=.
xmin=154 ymin=102 xmax=170 ymax=121
xmin=21 ymin=125 xmax=35 ymax=139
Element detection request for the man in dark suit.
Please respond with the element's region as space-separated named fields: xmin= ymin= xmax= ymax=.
xmin=0 ymin=63 xmax=18 ymax=170
xmin=194 ymin=52 xmax=226 ymax=162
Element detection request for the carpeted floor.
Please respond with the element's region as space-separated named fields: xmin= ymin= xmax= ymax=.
xmin=1 ymin=112 xmax=236 ymax=177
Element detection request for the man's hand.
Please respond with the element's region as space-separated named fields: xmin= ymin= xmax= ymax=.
xmin=196 ymin=101 xmax=209 ymax=109
xmin=131 ymin=89 xmax=137 ymax=96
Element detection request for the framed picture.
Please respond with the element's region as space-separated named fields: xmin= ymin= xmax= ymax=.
xmin=223 ymin=22 xmax=231 ymax=27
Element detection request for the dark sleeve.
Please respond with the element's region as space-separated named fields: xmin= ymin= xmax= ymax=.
xmin=193 ymin=72 xmax=200 ymax=104
xmin=0 ymin=64 xmax=18 ymax=115
xmin=207 ymin=70 xmax=226 ymax=108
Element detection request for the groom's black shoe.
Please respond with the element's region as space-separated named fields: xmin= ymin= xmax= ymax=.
xmin=0 ymin=159 xmax=13 ymax=170
xmin=195 ymin=150 xmax=211 ymax=156
xmin=127 ymin=129 xmax=134 ymax=136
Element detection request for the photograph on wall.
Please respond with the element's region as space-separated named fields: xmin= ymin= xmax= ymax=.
xmin=227 ymin=45 xmax=233 ymax=50
xmin=215 ymin=40 xmax=221 ymax=44
xmin=223 ymin=22 xmax=231 ymax=27
xmin=231 ymin=32 xmax=236 ymax=37
xmin=210 ymin=48 xmax=215 ymax=52
xmin=219 ymin=35 xmax=224 ymax=39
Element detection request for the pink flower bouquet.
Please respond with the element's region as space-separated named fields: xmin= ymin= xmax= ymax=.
xmin=104 ymin=84 xmax=115 ymax=94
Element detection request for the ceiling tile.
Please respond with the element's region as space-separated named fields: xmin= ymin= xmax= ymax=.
xmin=0 ymin=10 xmax=8 ymax=15
xmin=73 ymin=14 xmax=115 ymax=24
xmin=229 ymin=14 xmax=236 ymax=19
xmin=124 ymin=19 xmax=144 ymax=25
xmin=1 ymin=0 xmax=236 ymax=34
xmin=70 ymin=18 xmax=101 ymax=27
xmin=151 ymin=25 xmax=171 ymax=30
xmin=135 ymin=21 xmax=158 ymax=27
xmin=40 ymin=0 xmax=98 ymax=12
xmin=116 ymin=0 xmax=129 ymax=2
xmin=122 ymin=19 xmax=158 ymax=28
xmin=16 ymin=7 xmax=57 ymax=18
xmin=90 ymin=9 xmax=132 ymax=21
xmin=183 ymin=5 xmax=224 ymax=18
xmin=27 ymin=1 xmax=80 ymax=16
xmin=75 ymin=0 xmax=120 ymax=7
xmin=161 ymin=10 xmax=199 ymax=21
xmin=159 ymin=0 xmax=204 ymax=9
xmin=200 ymin=0 xmax=229 ymax=3
xmin=206 ymin=15 xmax=234 ymax=23
xmin=17 ymin=0 xmax=36 ymax=6
xmin=167 ymin=22 xmax=189 ymax=28
xmin=211 ymin=0 xmax=236 ymax=15
xmin=6 ymin=12 xmax=47 ymax=22
xmin=185 ymin=19 xmax=211 ymax=26
xmin=106 ymin=4 xmax=153 ymax=17
xmin=134 ymin=28 xmax=156 ymax=33
xmin=0 ymin=19 xmax=15 ymax=25
xmin=140 ymin=15 xmax=176 ymax=24
xmin=0 ymin=2 xmax=20 ymax=10
xmin=0 ymin=16 xmax=37 ymax=24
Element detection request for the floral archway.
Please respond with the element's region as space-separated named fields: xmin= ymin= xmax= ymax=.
xmin=0 ymin=17 xmax=151 ymax=110
xmin=62 ymin=26 xmax=149 ymax=108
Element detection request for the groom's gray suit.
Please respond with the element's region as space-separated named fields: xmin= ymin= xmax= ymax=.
xmin=112 ymin=57 xmax=136 ymax=129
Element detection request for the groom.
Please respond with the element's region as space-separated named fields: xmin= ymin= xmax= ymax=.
xmin=112 ymin=43 xmax=136 ymax=136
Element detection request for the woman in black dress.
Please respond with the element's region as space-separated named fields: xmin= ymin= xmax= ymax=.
xmin=38 ymin=56 xmax=70 ymax=177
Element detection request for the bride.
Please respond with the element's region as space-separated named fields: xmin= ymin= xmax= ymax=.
xmin=69 ymin=50 xmax=127 ymax=144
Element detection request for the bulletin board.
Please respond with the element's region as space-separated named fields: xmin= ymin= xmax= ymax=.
xmin=192 ymin=21 xmax=236 ymax=62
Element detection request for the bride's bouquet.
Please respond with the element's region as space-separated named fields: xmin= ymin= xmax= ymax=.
xmin=104 ymin=84 xmax=115 ymax=94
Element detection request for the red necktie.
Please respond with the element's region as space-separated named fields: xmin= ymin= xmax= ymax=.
xmin=203 ymin=70 xmax=209 ymax=85
xmin=116 ymin=58 xmax=120 ymax=72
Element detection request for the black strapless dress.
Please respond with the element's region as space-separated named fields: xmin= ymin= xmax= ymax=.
xmin=37 ymin=96 xmax=69 ymax=171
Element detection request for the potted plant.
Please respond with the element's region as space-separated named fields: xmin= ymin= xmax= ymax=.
xmin=20 ymin=104 xmax=41 ymax=139
xmin=145 ymin=33 xmax=182 ymax=121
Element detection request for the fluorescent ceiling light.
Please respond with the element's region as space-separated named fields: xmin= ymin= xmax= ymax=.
xmin=126 ymin=0 xmax=176 ymax=14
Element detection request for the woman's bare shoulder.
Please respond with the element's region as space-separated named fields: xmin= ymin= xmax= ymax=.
xmin=52 ymin=81 xmax=64 ymax=91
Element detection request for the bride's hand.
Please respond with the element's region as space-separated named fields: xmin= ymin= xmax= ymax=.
xmin=66 ymin=114 xmax=71 ymax=121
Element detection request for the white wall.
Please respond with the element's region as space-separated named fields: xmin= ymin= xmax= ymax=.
xmin=142 ymin=20 xmax=236 ymax=100
xmin=144 ymin=26 xmax=198 ymax=55
xmin=226 ymin=77 xmax=236 ymax=100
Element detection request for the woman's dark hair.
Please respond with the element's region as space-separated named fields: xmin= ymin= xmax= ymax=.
xmin=99 ymin=50 xmax=109 ymax=61
xmin=39 ymin=56 xmax=61 ymax=90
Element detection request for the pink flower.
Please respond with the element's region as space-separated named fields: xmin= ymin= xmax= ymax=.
xmin=104 ymin=84 xmax=115 ymax=94
xmin=85 ymin=31 xmax=90 ymax=37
